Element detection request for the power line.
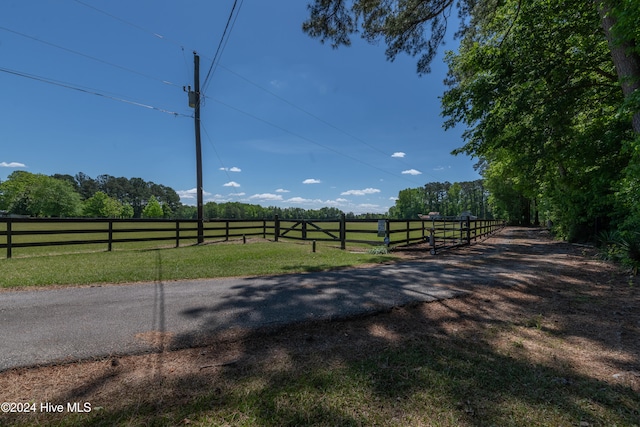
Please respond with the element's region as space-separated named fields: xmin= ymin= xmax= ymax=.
xmin=0 ymin=66 xmax=192 ymax=118
xmin=206 ymin=95 xmax=424 ymax=186
xmin=71 ymin=0 xmax=185 ymax=49
xmin=70 ymin=0 xmax=413 ymax=173
xmin=216 ymin=62 xmax=432 ymax=177
xmin=71 ymin=0 xmax=193 ymax=85
xmin=201 ymin=0 xmax=244 ymax=95
xmin=0 ymin=26 xmax=182 ymax=89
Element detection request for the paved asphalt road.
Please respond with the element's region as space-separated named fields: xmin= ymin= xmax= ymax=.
xmin=0 ymin=256 xmax=497 ymax=371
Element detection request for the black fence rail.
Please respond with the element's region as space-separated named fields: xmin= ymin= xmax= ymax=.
xmin=0 ymin=215 xmax=505 ymax=259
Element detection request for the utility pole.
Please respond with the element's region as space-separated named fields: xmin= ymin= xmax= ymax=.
xmin=186 ymin=52 xmax=204 ymax=244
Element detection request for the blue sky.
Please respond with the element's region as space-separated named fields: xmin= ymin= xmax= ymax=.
xmin=0 ymin=0 xmax=479 ymax=214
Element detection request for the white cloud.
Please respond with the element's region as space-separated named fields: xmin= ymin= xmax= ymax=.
xmin=270 ymin=79 xmax=285 ymax=89
xmin=341 ymin=188 xmax=381 ymax=196
xmin=389 ymin=196 xmax=398 ymax=201
xmin=177 ymin=191 xmax=196 ymax=200
xmin=433 ymin=166 xmax=451 ymax=171
xmin=402 ymin=169 xmax=422 ymax=176
xmin=177 ymin=188 xmax=213 ymax=200
xmin=275 ymin=188 xmax=290 ymax=193
xmin=391 ymin=152 xmax=406 ymax=158
xmin=223 ymin=181 xmax=241 ymax=187
xmin=0 ymin=161 xmax=26 ymax=168
xmin=302 ymin=178 xmax=321 ymax=184
xmin=220 ymin=166 xmax=242 ymax=172
xmin=230 ymin=192 xmax=245 ymax=197
xmin=249 ymin=193 xmax=283 ymax=201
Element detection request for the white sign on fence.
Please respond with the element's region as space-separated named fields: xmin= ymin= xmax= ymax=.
xmin=377 ymin=220 xmax=386 ymax=237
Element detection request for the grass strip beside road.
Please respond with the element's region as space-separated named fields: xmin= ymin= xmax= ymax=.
xmin=0 ymin=240 xmax=396 ymax=289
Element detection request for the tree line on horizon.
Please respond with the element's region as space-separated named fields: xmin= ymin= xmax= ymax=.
xmin=388 ymin=180 xmax=492 ymax=220
xmin=0 ymin=171 xmax=491 ymax=221
xmin=0 ymin=171 xmax=389 ymax=220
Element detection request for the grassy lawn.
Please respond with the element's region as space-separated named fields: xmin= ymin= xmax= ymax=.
xmin=0 ymin=240 xmax=396 ymax=288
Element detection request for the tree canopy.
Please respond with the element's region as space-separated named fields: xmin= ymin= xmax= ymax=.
xmin=303 ymin=0 xmax=462 ymax=74
xmin=0 ymin=172 xmax=178 ymax=219
xmin=0 ymin=171 xmax=82 ymax=217
xmin=142 ymin=196 xmax=164 ymax=218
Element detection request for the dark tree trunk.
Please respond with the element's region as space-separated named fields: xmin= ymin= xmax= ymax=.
xmin=596 ymin=1 xmax=640 ymax=133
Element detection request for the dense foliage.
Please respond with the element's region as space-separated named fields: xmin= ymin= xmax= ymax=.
xmin=0 ymin=171 xmax=82 ymax=218
xmin=0 ymin=171 xmax=179 ymax=219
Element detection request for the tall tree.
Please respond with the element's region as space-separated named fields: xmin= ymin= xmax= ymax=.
xmin=74 ymin=172 xmax=98 ymax=200
xmin=142 ymin=196 xmax=164 ymax=219
xmin=83 ymin=191 xmax=123 ymax=218
xmin=0 ymin=171 xmax=82 ymax=217
xmin=29 ymin=178 xmax=83 ymax=217
xmin=596 ymin=0 xmax=640 ymax=133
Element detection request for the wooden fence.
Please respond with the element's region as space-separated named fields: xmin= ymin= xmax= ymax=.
xmin=0 ymin=215 xmax=504 ymax=259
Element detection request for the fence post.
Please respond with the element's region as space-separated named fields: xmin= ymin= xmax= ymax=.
xmin=340 ymin=213 xmax=346 ymax=250
xmin=302 ymin=220 xmax=307 ymax=240
xmin=385 ymin=219 xmax=390 ymax=247
xmin=274 ymin=215 xmax=279 ymax=242
xmin=108 ymin=219 xmax=113 ymax=252
xmin=466 ymin=216 xmax=471 ymax=245
xmin=175 ymin=220 xmax=180 ymax=248
xmin=263 ymin=219 xmax=266 ymax=239
xmin=406 ymin=220 xmax=410 ymax=245
xmin=429 ymin=228 xmax=436 ymax=255
xmin=6 ymin=219 xmax=12 ymax=259
xmin=225 ymin=220 xmax=230 ymax=241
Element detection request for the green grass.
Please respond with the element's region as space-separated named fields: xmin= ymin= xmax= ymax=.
xmin=0 ymin=240 xmax=396 ymax=288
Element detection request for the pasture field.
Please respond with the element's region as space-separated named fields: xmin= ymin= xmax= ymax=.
xmin=0 ymin=218 xmax=501 ymax=259
xmin=0 ymin=220 xmax=396 ymax=259
xmin=0 ymin=219 xmax=502 ymax=288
